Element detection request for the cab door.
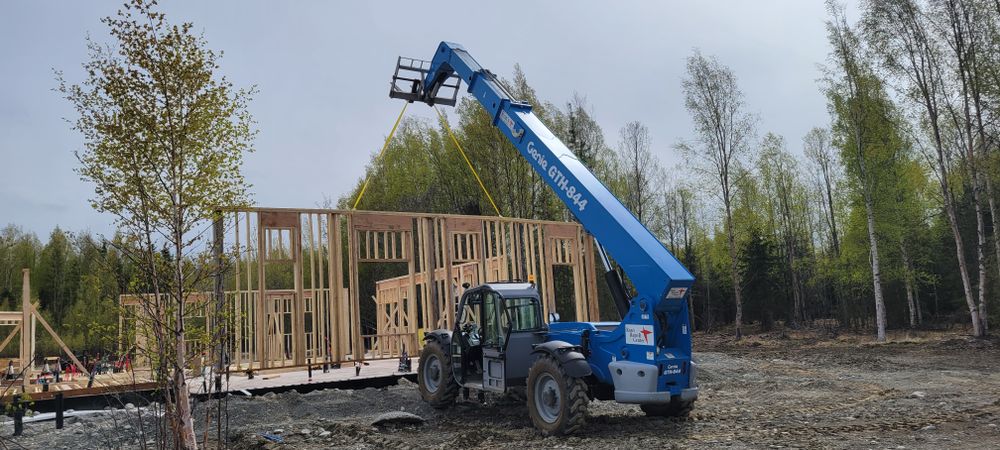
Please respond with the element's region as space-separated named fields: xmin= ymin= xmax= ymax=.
xmin=451 ymin=289 xmax=480 ymax=383
xmin=481 ymin=290 xmax=505 ymax=392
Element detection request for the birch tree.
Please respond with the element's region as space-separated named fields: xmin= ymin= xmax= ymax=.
xmin=614 ymin=121 xmax=661 ymax=227
xmin=804 ymin=127 xmax=842 ymax=256
xmin=58 ymin=0 xmax=256 ymax=447
xmin=758 ymin=134 xmax=809 ymax=326
xmin=678 ymin=50 xmax=755 ymax=339
xmin=863 ymin=0 xmax=985 ymax=336
xmin=937 ymin=0 xmax=993 ymax=333
xmin=825 ymin=2 xmax=890 ymax=341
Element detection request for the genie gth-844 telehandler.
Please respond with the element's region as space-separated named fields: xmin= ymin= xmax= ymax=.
xmin=389 ymin=42 xmax=697 ymax=435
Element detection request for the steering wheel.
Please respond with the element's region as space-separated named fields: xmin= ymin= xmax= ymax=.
xmin=461 ymin=322 xmax=480 ymax=346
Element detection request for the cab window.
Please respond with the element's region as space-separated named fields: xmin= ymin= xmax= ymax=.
xmin=482 ymin=291 xmax=501 ymax=347
xmin=455 ymin=291 xmax=482 ymax=350
xmin=502 ymin=297 xmax=542 ymax=333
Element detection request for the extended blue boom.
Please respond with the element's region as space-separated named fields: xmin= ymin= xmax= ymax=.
xmin=394 ymin=41 xmax=698 ymax=407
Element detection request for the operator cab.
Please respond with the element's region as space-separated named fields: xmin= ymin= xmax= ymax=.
xmin=451 ymin=282 xmax=546 ymax=392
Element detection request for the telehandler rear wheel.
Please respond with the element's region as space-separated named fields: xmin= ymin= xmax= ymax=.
xmin=526 ymin=355 xmax=588 ymax=435
xmin=418 ymin=340 xmax=458 ymax=408
xmin=640 ymin=398 xmax=694 ymax=418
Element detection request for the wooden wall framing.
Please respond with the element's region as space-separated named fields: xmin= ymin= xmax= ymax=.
xmin=120 ymin=208 xmax=601 ymax=370
xmin=0 ymin=269 xmax=92 ymax=389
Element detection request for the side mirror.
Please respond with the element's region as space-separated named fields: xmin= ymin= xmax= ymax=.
xmin=462 ymin=282 xmax=470 ymax=289
xmin=548 ymin=312 xmax=560 ymax=323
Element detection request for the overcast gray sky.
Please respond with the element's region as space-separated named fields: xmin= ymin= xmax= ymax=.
xmin=0 ymin=1 xmax=853 ymax=238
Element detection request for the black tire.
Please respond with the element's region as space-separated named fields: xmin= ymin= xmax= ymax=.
xmin=417 ymin=340 xmax=458 ymax=408
xmin=640 ymin=398 xmax=694 ymax=418
xmin=526 ymin=355 xmax=589 ymax=435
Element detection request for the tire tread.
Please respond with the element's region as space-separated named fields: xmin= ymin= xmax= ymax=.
xmin=526 ymin=354 xmax=589 ymax=435
xmin=418 ymin=340 xmax=459 ymax=409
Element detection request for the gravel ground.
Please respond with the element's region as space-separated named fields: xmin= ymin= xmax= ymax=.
xmin=5 ymin=329 xmax=999 ymax=449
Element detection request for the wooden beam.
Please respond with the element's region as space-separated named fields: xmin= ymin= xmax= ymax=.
xmin=331 ymin=213 xmax=345 ymax=361
xmin=21 ymin=269 xmax=30 ymax=388
xmin=441 ymin=218 xmax=454 ymax=330
xmin=423 ymin=218 xmax=438 ymax=330
xmin=234 ymin=211 xmax=242 ymax=370
xmin=573 ymin=228 xmax=586 ymax=321
xmin=258 ymin=211 xmax=299 ymax=228
xmin=347 ymin=214 xmax=363 ymax=361
xmin=0 ymin=324 xmax=22 ymax=355
xmin=293 ymin=218 xmax=306 ymax=365
xmin=256 ymin=217 xmax=267 ymax=369
xmin=30 ymin=304 xmax=90 ymax=378
xmin=352 ymin=213 xmax=411 ymax=232
xmin=311 ymin=214 xmax=324 ymax=363
xmin=544 ymin=223 xmax=578 ymax=239
xmin=512 ymin=222 xmax=523 ymax=281
xmin=406 ymin=232 xmax=418 ymax=352
xmin=245 ymin=211 xmax=254 ymax=368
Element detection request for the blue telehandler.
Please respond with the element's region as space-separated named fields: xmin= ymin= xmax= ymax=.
xmin=389 ymin=42 xmax=698 ymax=435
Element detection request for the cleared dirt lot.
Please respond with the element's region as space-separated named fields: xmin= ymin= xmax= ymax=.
xmin=10 ymin=330 xmax=1000 ymax=449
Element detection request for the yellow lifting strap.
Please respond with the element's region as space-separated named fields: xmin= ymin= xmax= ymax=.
xmin=434 ymin=106 xmax=503 ymax=217
xmin=352 ymin=102 xmax=408 ymax=210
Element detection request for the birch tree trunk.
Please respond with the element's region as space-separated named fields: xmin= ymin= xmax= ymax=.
xmin=973 ymin=183 xmax=989 ymax=333
xmin=823 ymin=173 xmax=840 ymax=257
xmin=174 ymin=224 xmax=197 ymax=449
xmin=862 ymin=187 xmax=887 ymax=342
xmin=724 ymin=198 xmax=744 ymax=339
xmin=915 ymin=282 xmax=923 ymax=325
xmin=779 ymin=186 xmax=803 ymax=326
xmin=988 ymin=175 xmax=1000 ymax=326
xmin=701 ymin=246 xmax=713 ymax=331
xmin=901 ymin=239 xmax=917 ymax=328
xmin=943 ymin=182 xmax=983 ymax=336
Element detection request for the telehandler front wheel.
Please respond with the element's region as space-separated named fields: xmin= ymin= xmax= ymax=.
xmin=418 ymin=340 xmax=458 ymax=408
xmin=526 ymin=355 xmax=589 ymax=435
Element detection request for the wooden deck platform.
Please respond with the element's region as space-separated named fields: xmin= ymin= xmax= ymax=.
xmin=5 ymin=358 xmax=411 ymax=411
xmin=2 ymin=369 xmax=157 ymax=402
xmin=191 ymin=359 xmax=408 ymax=396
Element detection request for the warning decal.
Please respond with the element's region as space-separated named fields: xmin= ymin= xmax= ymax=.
xmin=625 ymin=324 xmax=654 ymax=346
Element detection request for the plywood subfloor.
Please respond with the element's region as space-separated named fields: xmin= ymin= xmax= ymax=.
xmin=191 ymin=359 xmax=406 ymax=395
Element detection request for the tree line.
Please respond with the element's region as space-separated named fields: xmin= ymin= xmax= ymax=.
xmin=343 ymin=0 xmax=1000 ymax=341
xmin=0 ymin=225 xmax=124 ymax=356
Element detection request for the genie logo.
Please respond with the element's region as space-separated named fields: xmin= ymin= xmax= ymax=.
xmin=527 ymin=141 xmax=588 ymax=212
